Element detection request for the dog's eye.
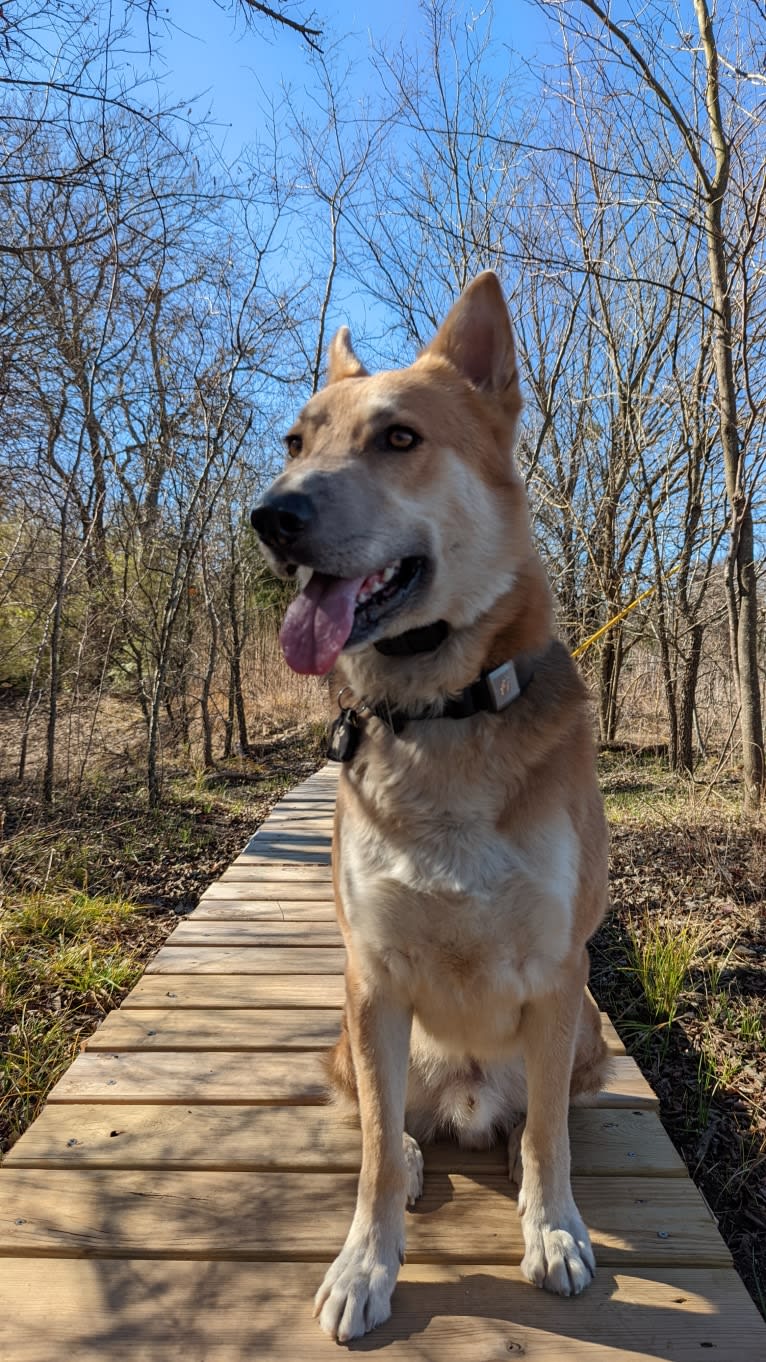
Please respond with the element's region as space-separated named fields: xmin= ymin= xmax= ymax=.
xmin=285 ymin=433 xmax=303 ymax=458
xmin=385 ymin=426 xmax=420 ymax=451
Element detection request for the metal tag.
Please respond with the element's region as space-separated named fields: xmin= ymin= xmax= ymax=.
xmin=485 ymin=660 xmax=520 ymax=711
xmin=327 ymin=710 xmax=361 ymax=763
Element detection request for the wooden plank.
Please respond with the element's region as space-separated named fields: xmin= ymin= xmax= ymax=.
xmin=220 ymin=863 xmax=333 ymax=879
xmin=600 ymin=1012 xmax=625 ymax=1054
xmin=247 ymin=832 xmax=332 ymax=846
xmin=122 ymin=975 xmax=347 ymax=1008
xmin=272 ymin=796 xmax=336 ymax=808
xmin=265 ymin=814 xmax=332 ymax=825
xmin=201 ymin=881 xmax=334 ymax=900
xmin=47 ymin=1052 xmax=329 ymax=1104
xmin=4 ymin=1106 xmax=685 ymax=1178
xmin=1 ymin=1262 xmax=762 ymax=1362
xmin=85 ymin=1008 xmax=343 ymax=1051
xmin=87 ymin=1000 xmax=623 ymax=1058
xmin=219 ymin=860 xmax=332 ymax=882
xmin=582 ymin=1056 xmax=657 ymax=1108
xmin=189 ymin=901 xmax=336 ymax=920
xmin=235 ymin=843 xmax=333 ymax=861
xmin=164 ymin=921 xmax=342 ymax=947
xmin=232 ymin=847 xmax=332 ymax=866
xmin=145 ymin=946 xmax=347 ymax=974
xmin=0 ymin=1170 xmax=730 ymax=1265
xmin=268 ymin=800 xmax=333 ymax=811
xmin=44 ymin=1048 xmax=655 ymax=1109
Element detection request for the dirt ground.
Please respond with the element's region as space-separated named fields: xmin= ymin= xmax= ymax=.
xmin=592 ymin=751 xmax=766 ymax=1317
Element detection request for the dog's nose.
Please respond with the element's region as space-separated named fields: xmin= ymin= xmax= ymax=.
xmin=250 ymin=492 xmax=314 ymax=550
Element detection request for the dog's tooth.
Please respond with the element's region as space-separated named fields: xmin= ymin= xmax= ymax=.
xmin=382 ymin=565 xmax=396 ymax=583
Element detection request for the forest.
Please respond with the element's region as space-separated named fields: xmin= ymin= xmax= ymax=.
xmin=0 ymin=0 xmax=764 ymax=1320
xmin=0 ymin=0 xmax=763 ymax=807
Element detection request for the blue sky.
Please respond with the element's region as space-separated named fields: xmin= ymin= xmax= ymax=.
xmin=153 ymin=1 xmax=555 ymax=163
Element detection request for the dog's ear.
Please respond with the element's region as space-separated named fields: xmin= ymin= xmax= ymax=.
xmin=326 ymin=326 xmax=369 ymax=384
xmin=420 ymin=272 xmax=520 ymax=404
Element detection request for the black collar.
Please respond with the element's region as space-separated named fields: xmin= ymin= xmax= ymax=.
xmin=374 ymin=619 xmax=450 ymax=656
xmin=327 ymin=652 xmax=539 ymax=764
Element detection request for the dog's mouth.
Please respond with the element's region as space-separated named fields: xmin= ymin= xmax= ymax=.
xmin=280 ymin=555 xmax=427 ymax=675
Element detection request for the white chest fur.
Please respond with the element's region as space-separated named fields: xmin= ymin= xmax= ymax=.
xmin=337 ymin=741 xmax=579 ymax=1055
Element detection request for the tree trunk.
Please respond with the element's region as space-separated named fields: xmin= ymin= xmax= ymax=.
xmin=677 ymin=621 xmax=703 ymax=773
xmin=734 ymin=505 xmax=764 ymax=807
xmin=655 ymin=607 xmax=678 ymax=770
xmin=43 ymin=519 xmax=68 ymax=805
xmin=598 ymin=628 xmax=623 ymax=744
xmin=223 ymin=669 xmax=235 ymax=759
xmin=693 ymin=0 xmax=764 ymax=809
xmin=200 ymin=556 xmax=219 ymax=770
xmin=227 ymin=557 xmax=250 ymax=756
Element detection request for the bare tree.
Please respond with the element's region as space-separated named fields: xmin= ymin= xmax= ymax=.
xmin=538 ymin=0 xmax=765 ymax=803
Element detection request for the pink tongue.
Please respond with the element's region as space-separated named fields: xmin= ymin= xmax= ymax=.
xmin=279 ymin=572 xmax=366 ymax=675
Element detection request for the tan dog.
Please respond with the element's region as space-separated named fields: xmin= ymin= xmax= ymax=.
xmin=251 ymin=272 xmax=608 ymax=1343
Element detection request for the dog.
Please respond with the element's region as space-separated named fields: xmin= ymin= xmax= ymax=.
xmin=250 ymin=271 xmax=609 ymax=1343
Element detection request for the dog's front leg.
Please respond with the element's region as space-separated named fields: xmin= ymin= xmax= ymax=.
xmin=516 ymin=963 xmax=596 ymax=1297
xmin=314 ymin=979 xmax=412 ymax=1342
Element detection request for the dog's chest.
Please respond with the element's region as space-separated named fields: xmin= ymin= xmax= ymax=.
xmin=337 ymin=763 xmax=578 ymax=1007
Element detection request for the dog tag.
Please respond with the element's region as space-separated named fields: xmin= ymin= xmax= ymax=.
xmin=327 ymin=710 xmax=361 ymax=763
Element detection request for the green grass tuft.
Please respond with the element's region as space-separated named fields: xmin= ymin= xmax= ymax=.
xmin=623 ymin=911 xmax=707 ymax=1026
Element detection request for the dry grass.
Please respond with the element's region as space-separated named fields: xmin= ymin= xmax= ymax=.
xmin=591 ymin=746 xmax=766 ymax=1318
xmin=0 ymin=624 xmax=329 ymax=788
xmin=0 ymin=705 xmax=326 ymax=1154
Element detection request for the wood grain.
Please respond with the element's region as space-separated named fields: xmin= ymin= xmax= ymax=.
xmin=0 ymin=1169 xmax=729 ymax=1265
xmin=189 ymin=901 xmax=337 ymax=920
xmin=164 ymin=921 xmax=342 ymax=947
xmin=44 ymin=1047 xmax=656 ymax=1109
xmin=47 ymin=1051 xmax=330 ymax=1104
xmin=145 ymin=946 xmax=347 ymax=974
xmin=201 ymin=881 xmax=334 ymax=900
xmin=220 ymin=863 xmax=333 ymax=880
xmin=121 ymin=974 xmax=347 ymax=1009
xmin=85 ymin=1005 xmax=623 ymax=1056
xmin=4 ymin=1106 xmax=685 ymax=1178
xmin=2 ymin=1263 xmax=762 ymax=1361
xmin=85 ymin=1007 xmax=343 ymax=1051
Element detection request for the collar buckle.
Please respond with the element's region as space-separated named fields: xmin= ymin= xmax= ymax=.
xmin=483 ymin=660 xmax=521 ymax=712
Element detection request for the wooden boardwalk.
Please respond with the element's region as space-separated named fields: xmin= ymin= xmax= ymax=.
xmin=2 ymin=765 xmax=765 ymax=1360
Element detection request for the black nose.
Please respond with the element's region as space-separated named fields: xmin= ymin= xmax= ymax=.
xmin=250 ymin=492 xmax=315 ymax=550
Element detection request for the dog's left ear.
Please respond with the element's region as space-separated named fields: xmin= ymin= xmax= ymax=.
xmin=326 ymin=326 xmax=369 ymax=384
xmin=420 ymin=272 xmax=520 ymax=405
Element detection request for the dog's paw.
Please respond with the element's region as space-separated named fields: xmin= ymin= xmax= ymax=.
xmin=314 ymin=1229 xmax=403 ymax=1342
xmin=520 ymin=1203 xmax=595 ymax=1297
xmin=403 ymin=1131 xmax=424 ymax=1205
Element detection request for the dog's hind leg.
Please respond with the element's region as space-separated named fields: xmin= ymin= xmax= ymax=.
xmin=314 ymin=972 xmax=413 ymax=1342
xmin=570 ymin=988 xmax=609 ymax=1100
xmin=403 ymin=1130 xmax=424 ymax=1204
xmin=516 ymin=955 xmax=596 ymax=1298
xmin=507 ymin=1117 xmax=525 ymax=1185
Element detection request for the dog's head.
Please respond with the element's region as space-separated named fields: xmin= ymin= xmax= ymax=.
xmin=251 ymin=272 xmax=548 ymax=695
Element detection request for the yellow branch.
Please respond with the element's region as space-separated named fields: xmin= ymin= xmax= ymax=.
xmin=573 ymin=565 xmax=681 ymax=660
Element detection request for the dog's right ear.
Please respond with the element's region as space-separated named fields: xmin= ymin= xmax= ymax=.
xmin=326 ymin=326 xmax=369 ymax=384
xmin=419 ymin=272 xmax=520 ymax=409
